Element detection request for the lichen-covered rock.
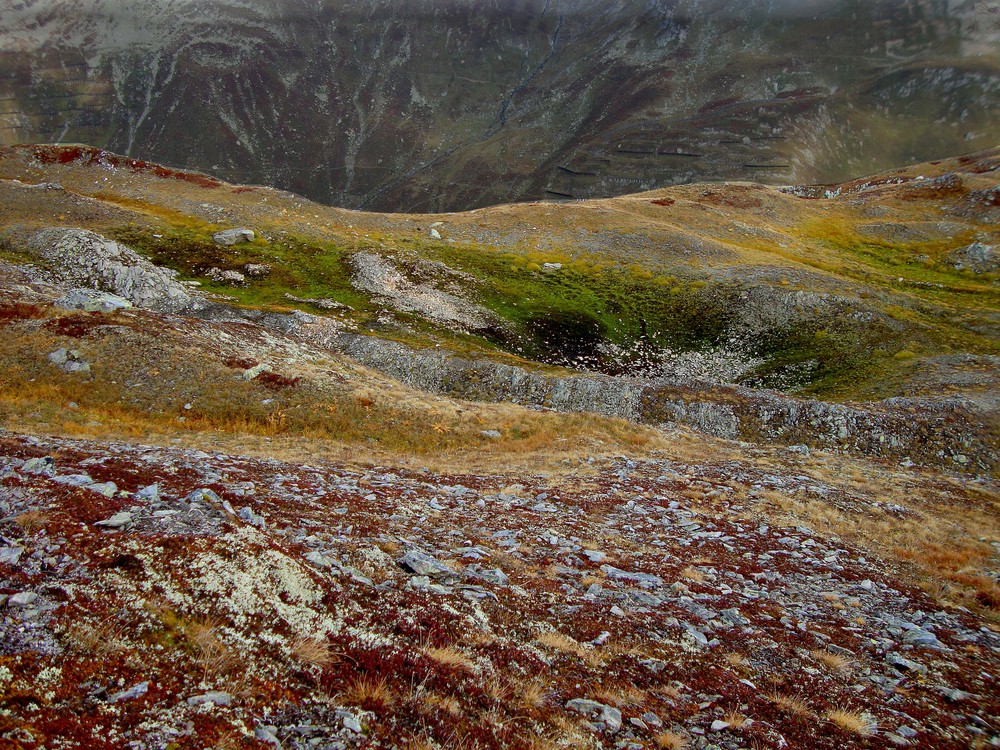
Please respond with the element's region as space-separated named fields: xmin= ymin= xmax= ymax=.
xmin=349 ymin=251 xmax=500 ymax=333
xmin=24 ymin=228 xmax=203 ymax=313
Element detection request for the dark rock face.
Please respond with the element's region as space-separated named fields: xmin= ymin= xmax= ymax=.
xmin=2 ymin=0 xmax=998 ymax=212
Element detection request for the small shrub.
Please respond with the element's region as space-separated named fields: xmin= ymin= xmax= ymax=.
xmin=44 ymin=313 xmax=108 ymax=338
xmin=223 ymin=355 xmax=259 ymax=369
xmin=253 ymin=371 xmax=301 ymax=390
xmin=0 ymin=303 xmax=45 ymax=327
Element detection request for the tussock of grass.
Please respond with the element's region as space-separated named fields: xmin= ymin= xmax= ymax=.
xmin=811 ymin=649 xmax=854 ymax=673
xmin=655 ymin=732 xmax=690 ymax=749
xmin=824 ymin=708 xmax=877 ymax=736
xmin=291 ymin=636 xmax=336 ymax=669
xmin=767 ymin=691 xmax=814 ymax=718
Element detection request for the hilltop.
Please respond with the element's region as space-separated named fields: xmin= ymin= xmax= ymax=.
xmin=0 ymin=144 xmax=997 ymax=749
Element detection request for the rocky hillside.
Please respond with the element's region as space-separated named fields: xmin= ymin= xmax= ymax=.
xmin=1 ymin=0 xmax=998 ymax=211
xmin=2 ymin=430 xmax=998 ymax=749
xmin=0 ymin=144 xmax=997 ymax=747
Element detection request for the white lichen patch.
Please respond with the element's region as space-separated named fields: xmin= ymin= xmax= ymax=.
xmin=36 ymin=666 xmax=62 ymax=683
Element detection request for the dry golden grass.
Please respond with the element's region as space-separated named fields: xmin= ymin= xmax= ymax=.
xmin=767 ymin=692 xmax=813 ymax=718
xmin=724 ymin=652 xmax=747 ymax=667
xmin=655 ymin=732 xmax=689 ymax=749
xmin=533 ymin=630 xmax=604 ymax=666
xmin=756 ymin=461 xmax=1000 ymax=620
xmin=592 ymin=685 xmax=647 ymax=708
xmin=420 ymin=691 xmax=463 ymax=718
xmin=519 ymin=679 xmax=552 ymax=709
xmin=339 ymin=676 xmax=396 ymax=710
xmin=811 ymin=649 xmax=854 ymax=673
xmin=722 ymin=711 xmax=747 ymax=729
xmin=680 ymin=567 xmax=706 ymax=582
xmin=187 ymin=617 xmax=239 ymax=678
xmin=13 ymin=510 xmax=50 ymax=532
xmin=64 ymin=618 xmax=127 ymax=656
xmin=534 ymin=630 xmax=581 ymax=653
xmin=423 ymin=645 xmax=477 ymax=674
xmin=484 ymin=678 xmax=513 ymax=703
xmin=291 ymin=636 xmax=336 ymax=668
xmin=824 ymin=709 xmax=876 ymax=736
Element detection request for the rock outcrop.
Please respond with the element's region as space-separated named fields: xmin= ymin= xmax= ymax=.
xmin=324 ymin=332 xmax=996 ymax=473
xmin=21 ymin=228 xmax=204 ymax=313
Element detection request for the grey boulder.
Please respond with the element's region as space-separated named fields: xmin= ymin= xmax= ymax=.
xmin=398 ymin=550 xmax=454 ymax=579
xmin=213 ymin=228 xmax=255 ymax=246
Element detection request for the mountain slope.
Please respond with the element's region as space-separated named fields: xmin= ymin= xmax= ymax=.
xmin=1 ymin=0 xmax=998 ymax=211
xmin=0 ymin=144 xmax=998 ymax=749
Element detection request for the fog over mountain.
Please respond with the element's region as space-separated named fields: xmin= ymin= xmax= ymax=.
xmin=2 ymin=0 xmax=998 ymax=211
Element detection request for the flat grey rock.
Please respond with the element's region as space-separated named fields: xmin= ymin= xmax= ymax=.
xmin=8 ymin=591 xmax=38 ymax=607
xmin=187 ymin=690 xmax=233 ymax=706
xmin=54 ymin=288 xmax=132 ymax=312
xmin=95 ymin=512 xmax=132 ymax=529
xmin=110 ymin=681 xmax=148 ymax=702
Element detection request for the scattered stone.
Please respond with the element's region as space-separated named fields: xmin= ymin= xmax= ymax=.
xmin=134 ymin=484 xmax=160 ymax=502
xmin=21 ymin=456 xmax=56 ymax=477
xmin=583 ymin=550 xmax=607 ymax=564
xmin=0 ymin=547 xmax=24 ymax=565
xmin=245 ymin=263 xmax=272 ymax=278
xmin=342 ymin=714 xmax=362 ymax=733
xmin=254 ymin=726 xmax=283 ymax=747
xmin=213 ymin=228 xmax=255 ymax=246
xmin=480 ymin=430 xmax=502 ymax=439
xmin=47 ymin=348 xmax=90 ymax=374
xmin=110 ymin=681 xmax=149 ymax=703
xmin=948 ymin=242 xmax=997 ymax=273
xmin=429 ymin=228 xmax=442 ymax=240
xmin=902 ymin=628 xmax=942 ymax=648
xmin=398 ymin=550 xmax=453 ymax=579
xmin=24 ymin=228 xmax=201 ymax=312
xmin=8 ymin=591 xmax=38 ymax=607
xmin=887 ymin=652 xmax=927 ymax=675
xmin=241 ymin=363 xmax=271 ymax=380
xmin=711 ymin=720 xmax=730 ymax=732
xmin=187 ymin=488 xmax=222 ymax=504
xmin=206 ymin=267 xmax=247 ymax=285
xmin=237 ymin=506 xmax=266 ymax=527
xmin=565 ymin=699 xmax=622 ymax=732
xmin=542 ymin=262 xmax=563 ymax=271
xmin=88 ymin=481 xmax=117 ymax=498
xmin=187 ymin=691 xmax=233 ymax=707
